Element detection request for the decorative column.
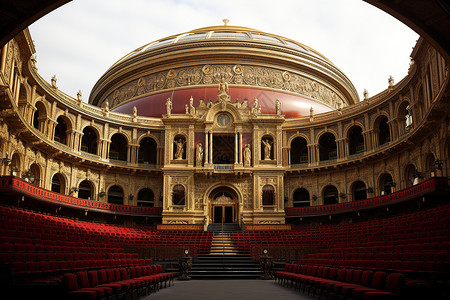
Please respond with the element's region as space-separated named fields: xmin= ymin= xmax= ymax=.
xmin=239 ymin=132 xmax=243 ymax=165
xmin=234 ymin=132 xmax=238 ymax=164
xmin=209 ymin=132 xmax=213 ymax=165
xmin=205 ymin=131 xmax=209 ymax=165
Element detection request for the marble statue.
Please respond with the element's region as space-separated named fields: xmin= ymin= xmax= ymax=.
xmin=244 ymin=144 xmax=251 ymax=166
xmin=174 ymin=138 xmax=185 ymax=159
xmin=196 ymin=143 xmax=203 ymax=167
xmin=262 ymin=139 xmax=272 ymax=160
xmin=166 ymin=98 xmax=172 ymax=116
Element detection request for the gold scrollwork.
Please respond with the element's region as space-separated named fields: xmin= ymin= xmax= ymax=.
xmin=167 ymin=69 xmax=176 ymax=79
xmin=233 ymin=65 xmax=243 ymax=75
xmin=202 ymin=65 xmax=212 ymax=75
xmin=282 ymin=71 xmax=291 ymax=81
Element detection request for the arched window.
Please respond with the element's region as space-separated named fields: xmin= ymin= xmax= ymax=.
xmin=293 ymin=188 xmax=310 ymax=207
xmin=261 ymin=136 xmax=274 ymax=160
xmin=172 ymin=185 xmax=185 ymax=206
xmin=29 ymin=163 xmax=41 ymax=186
xmin=51 ymin=173 xmax=65 ymax=194
xmin=405 ymin=164 xmax=417 ymax=187
xmin=262 ymin=185 xmax=275 ymax=206
xmin=398 ymin=102 xmax=412 ymax=132
xmin=10 ymin=153 xmax=21 ymax=177
xmin=108 ymin=185 xmax=124 ymax=205
xmin=348 ymin=126 xmax=364 ymax=155
xmin=379 ymin=173 xmax=394 ymax=195
xmin=32 ymin=109 xmax=39 ymax=130
xmin=323 ymin=185 xmax=338 ymax=205
xmin=319 ymin=133 xmax=337 ymax=161
xmin=33 ymin=101 xmax=47 ymax=133
xmin=54 ymin=116 xmax=69 ymax=145
xmin=173 ymin=135 xmax=186 ymax=160
xmin=138 ymin=137 xmax=157 ymax=164
xmin=78 ymin=180 xmax=93 ymax=200
xmin=137 ymin=188 xmax=155 ymax=207
xmin=290 ymin=137 xmax=308 ymax=165
xmin=351 ymin=181 xmax=367 ymax=201
xmin=425 ymin=153 xmax=436 ymax=177
xmin=81 ymin=127 xmax=98 ymax=155
xmin=377 ymin=116 xmax=390 ymax=146
xmin=109 ymin=133 xmax=128 ymax=161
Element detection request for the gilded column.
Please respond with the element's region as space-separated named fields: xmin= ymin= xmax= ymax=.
xmin=234 ymin=132 xmax=238 ymax=164
xmin=239 ymin=132 xmax=243 ymax=165
xmin=209 ymin=132 xmax=213 ymax=164
xmin=205 ymin=131 xmax=209 ymax=164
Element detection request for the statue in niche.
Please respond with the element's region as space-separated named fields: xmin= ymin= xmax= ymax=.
xmin=276 ymin=99 xmax=281 ymax=115
xmin=166 ymin=98 xmax=172 ymax=116
xmin=262 ymin=139 xmax=272 ymax=160
xmin=196 ymin=143 xmax=203 ymax=167
xmin=243 ymin=144 xmax=251 ymax=166
xmin=174 ymin=138 xmax=185 ymax=159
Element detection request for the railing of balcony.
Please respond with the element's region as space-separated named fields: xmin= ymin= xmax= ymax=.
xmin=285 ymin=177 xmax=448 ymax=218
xmin=0 ymin=176 xmax=162 ymax=216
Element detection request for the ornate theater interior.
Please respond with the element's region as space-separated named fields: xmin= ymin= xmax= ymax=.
xmin=0 ymin=0 xmax=449 ymax=299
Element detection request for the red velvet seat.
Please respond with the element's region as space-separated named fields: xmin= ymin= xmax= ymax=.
xmin=63 ymin=273 xmax=97 ymax=300
xmin=352 ymin=271 xmax=387 ymax=299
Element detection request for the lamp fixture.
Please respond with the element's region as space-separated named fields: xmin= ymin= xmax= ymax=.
xmin=23 ymin=168 xmax=35 ymax=183
xmin=1 ymin=153 xmax=11 ymax=166
xmin=434 ymin=159 xmax=443 ymax=170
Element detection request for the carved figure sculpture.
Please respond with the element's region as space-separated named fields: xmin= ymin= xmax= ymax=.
xmin=174 ymin=138 xmax=185 ymax=159
xmin=244 ymin=144 xmax=251 ymax=166
xmin=166 ymin=98 xmax=172 ymax=116
xmin=276 ymin=99 xmax=281 ymax=115
xmin=189 ymin=96 xmax=195 ymax=115
xmin=196 ymin=143 xmax=203 ymax=166
xmin=51 ymin=75 xmax=58 ymax=89
xmin=77 ymin=90 xmax=82 ymax=103
xmin=262 ymin=139 xmax=272 ymax=160
xmin=132 ymin=106 xmax=137 ymax=118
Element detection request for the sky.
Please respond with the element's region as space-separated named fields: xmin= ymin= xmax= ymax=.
xmin=28 ymin=0 xmax=419 ymax=103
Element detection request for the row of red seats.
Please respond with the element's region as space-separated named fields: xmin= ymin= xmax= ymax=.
xmin=232 ymin=204 xmax=450 ymax=252
xmin=296 ymin=258 xmax=445 ymax=275
xmin=0 ymin=252 xmax=139 ymax=264
xmin=275 ymin=264 xmax=406 ymax=300
xmin=12 ymin=258 xmax=154 ymax=283
xmin=308 ymin=250 xmax=450 ymax=262
xmin=64 ymin=265 xmax=172 ymax=300
xmin=0 ymin=205 xmax=214 ymax=256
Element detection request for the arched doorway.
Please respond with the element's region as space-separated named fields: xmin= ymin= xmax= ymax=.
xmin=209 ymin=186 xmax=239 ymax=224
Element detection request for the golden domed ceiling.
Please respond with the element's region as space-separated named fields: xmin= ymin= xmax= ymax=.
xmin=89 ymin=24 xmax=360 ymax=118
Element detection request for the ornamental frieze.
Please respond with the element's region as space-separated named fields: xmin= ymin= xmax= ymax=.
xmin=104 ymin=64 xmax=345 ymax=110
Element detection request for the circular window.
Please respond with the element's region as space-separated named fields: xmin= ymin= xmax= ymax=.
xmin=216 ymin=114 xmax=231 ymax=127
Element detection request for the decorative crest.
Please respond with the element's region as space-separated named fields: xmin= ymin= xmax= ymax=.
xmin=223 ymin=19 xmax=229 ymax=26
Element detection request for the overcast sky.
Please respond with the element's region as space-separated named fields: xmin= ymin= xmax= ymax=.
xmin=29 ymin=0 xmax=419 ymax=103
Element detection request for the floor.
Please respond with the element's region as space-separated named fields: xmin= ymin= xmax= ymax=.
xmin=143 ymin=279 xmax=314 ymax=300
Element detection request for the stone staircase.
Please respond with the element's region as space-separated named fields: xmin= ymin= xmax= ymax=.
xmin=189 ymin=222 xmax=262 ymax=279
xmin=189 ymin=254 xmax=262 ymax=279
